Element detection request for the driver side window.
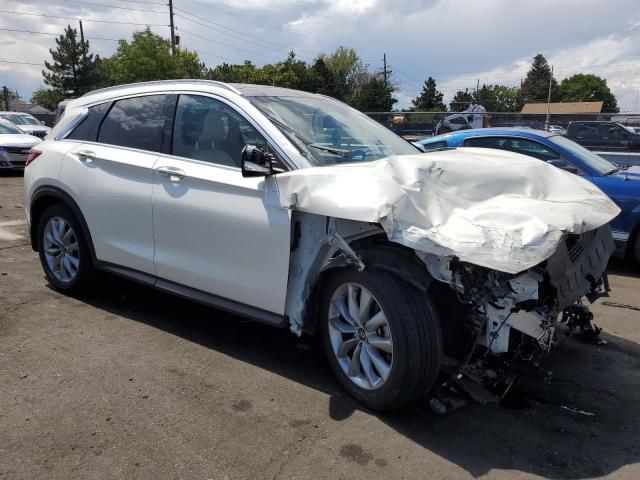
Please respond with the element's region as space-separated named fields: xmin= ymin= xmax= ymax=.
xmin=172 ymin=94 xmax=269 ymax=168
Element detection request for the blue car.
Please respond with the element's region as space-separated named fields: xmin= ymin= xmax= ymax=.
xmin=417 ymin=128 xmax=640 ymax=264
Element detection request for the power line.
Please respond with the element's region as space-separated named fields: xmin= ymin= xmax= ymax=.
xmin=0 ymin=59 xmax=43 ymax=66
xmin=174 ymin=12 xmax=302 ymax=59
xmin=173 ymin=7 xmax=317 ymax=59
xmin=0 ymin=27 xmax=120 ymax=41
xmin=0 ymin=9 xmax=169 ymax=27
xmin=59 ymin=0 xmax=166 ymax=14
xmin=179 ymin=29 xmax=278 ymax=60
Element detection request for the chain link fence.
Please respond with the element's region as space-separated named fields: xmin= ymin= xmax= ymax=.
xmin=365 ymin=111 xmax=640 ymax=140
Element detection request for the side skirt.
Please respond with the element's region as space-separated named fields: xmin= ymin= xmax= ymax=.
xmin=96 ymin=262 xmax=287 ymax=328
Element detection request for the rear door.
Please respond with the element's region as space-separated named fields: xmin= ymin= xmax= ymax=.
xmin=60 ymin=94 xmax=174 ymax=274
xmin=151 ymin=93 xmax=291 ymax=315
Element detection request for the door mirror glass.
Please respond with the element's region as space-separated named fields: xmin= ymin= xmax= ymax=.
xmin=241 ymin=145 xmax=275 ymax=177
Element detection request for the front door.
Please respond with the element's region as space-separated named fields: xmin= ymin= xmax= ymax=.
xmin=151 ymin=94 xmax=291 ymax=315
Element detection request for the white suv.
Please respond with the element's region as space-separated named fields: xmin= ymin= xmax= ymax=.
xmin=25 ymin=81 xmax=619 ymax=410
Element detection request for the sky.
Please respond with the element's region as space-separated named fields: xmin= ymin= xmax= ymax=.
xmin=1 ymin=0 xmax=640 ymax=111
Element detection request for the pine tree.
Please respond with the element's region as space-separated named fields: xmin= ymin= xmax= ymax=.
xmin=43 ymin=25 xmax=102 ymax=97
xmin=450 ymin=89 xmax=474 ymax=111
xmin=412 ymin=77 xmax=445 ymax=111
xmin=518 ymin=54 xmax=559 ymax=107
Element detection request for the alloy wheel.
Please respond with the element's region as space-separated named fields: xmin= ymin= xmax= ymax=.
xmin=327 ymin=282 xmax=393 ymax=390
xmin=43 ymin=216 xmax=80 ymax=283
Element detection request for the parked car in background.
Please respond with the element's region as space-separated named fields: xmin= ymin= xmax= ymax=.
xmin=0 ymin=112 xmax=51 ymax=139
xmin=625 ymin=126 xmax=640 ymax=135
xmin=0 ymin=119 xmax=41 ymax=171
xmin=25 ymin=81 xmax=618 ymax=411
xmin=548 ymin=125 xmax=566 ymax=135
xmin=417 ymin=128 xmax=640 ymax=264
xmin=434 ymin=104 xmax=487 ymax=135
xmin=566 ymin=121 xmax=640 ymax=152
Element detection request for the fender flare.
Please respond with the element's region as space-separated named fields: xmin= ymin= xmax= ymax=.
xmin=29 ymin=186 xmax=97 ymax=265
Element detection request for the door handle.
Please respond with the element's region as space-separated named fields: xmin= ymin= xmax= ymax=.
xmin=77 ymin=150 xmax=96 ymax=163
xmin=157 ymin=166 xmax=185 ymax=181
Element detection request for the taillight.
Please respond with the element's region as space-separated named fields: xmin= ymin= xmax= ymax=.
xmin=25 ymin=149 xmax=42 ymax=166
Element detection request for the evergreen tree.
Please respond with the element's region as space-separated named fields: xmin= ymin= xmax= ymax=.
xmin=411 ymin=77 xmax=445 ymax=111
xmin=43 ymin=25 xmax=102 ymax=96
xmin=450 ymin=89 xmax=474 ymax=111
xmin=350 ymin=76 xmax=397 ymax=112
xmin=518 ymin=54 xmax=559 ymax=107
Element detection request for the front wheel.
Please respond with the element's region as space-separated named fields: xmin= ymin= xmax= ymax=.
xmin=319 ymin=268 xmax=443 ymax=411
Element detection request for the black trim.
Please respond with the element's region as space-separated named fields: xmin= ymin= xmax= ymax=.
xmin=97 ymin=261 xmax=286 ymax=328
xmin=30 ymin=186 xmax=97 ymax=264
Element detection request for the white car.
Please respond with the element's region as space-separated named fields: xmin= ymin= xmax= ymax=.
xmin=0 ymin=112 xmax=51 ymax=139
xmin=24 ymin=81 xmax=619 ymax=410
xmin=0 ymin=119 xmax=41 ymax=170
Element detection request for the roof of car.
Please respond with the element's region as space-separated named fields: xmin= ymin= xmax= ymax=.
xmin=420 ymin=127 xmax=556 ymax=143
xmin=0 ymin=111 xmax=30 ymax=115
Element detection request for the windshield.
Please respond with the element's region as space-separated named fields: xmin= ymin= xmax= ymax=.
xmin=0 ymin=121 xmax=23 ymax=134
xmin=549 ymin=135 xmax=615 ymax=176
xmin=248 ymin=95 xmax=419 ymax=166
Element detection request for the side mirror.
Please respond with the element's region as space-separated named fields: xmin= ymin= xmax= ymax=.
xmin=241 ymin=145 xmax=275 ymax=177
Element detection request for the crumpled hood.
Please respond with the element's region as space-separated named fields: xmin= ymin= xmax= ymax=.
xmin=275 ymin=148 xmax=620 ymax=274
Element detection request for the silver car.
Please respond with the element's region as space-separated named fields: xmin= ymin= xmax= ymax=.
xmin=0 ymin=119 xmax=41 ymax=170
xmin=0 ymin=112 xmax=51 ymax=139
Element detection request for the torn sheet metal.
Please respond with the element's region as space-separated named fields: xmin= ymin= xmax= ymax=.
xmin=275 ymin=148 xmax=620 ymax=274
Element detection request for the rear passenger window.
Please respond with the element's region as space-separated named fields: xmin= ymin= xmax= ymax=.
xmin=98 ymin=95 xmax=167 ymax=152
xmin=172 ymin=94 xmax=269 ymax=168
xmin=66 ymin=102 xmax=110 ymax=142
xmin=463 ymin=137 xmax=504 ymax=149
xmin=421 ymin=140 xmax=448 ymax=152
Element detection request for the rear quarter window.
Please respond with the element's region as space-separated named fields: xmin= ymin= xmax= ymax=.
xmin=65 ymin=102 xmax=110 ymax=142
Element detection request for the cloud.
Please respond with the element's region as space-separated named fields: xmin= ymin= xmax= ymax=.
xmin=1 ymin=0 xmax=639 ymax=110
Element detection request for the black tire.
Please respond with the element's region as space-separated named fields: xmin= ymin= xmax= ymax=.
xmin=319 ymin=268 xmax=443 ymax=411
xmin=37 ymin=203 xmax=96 ymax=295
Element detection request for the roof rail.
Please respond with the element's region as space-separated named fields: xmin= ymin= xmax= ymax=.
xmin=81 ymin=79 xmax=239 ymax=98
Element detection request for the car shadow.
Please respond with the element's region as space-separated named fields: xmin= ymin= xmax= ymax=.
xmin=77 ymin=274 xmax=640 ymax=479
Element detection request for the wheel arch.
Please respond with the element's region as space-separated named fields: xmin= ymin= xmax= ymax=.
xmin=29 ymin=186 xmax=97 ymax=264
xmin=300 ymin=237 xmax=434 ymax=335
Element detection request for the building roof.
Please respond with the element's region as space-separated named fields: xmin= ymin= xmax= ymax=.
xmin=520 ymin=101 xmax=603 ymax=114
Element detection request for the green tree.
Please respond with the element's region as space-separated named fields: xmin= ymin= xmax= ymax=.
xmin=474 ymin=84 xmax=519 ymax=111
xmin=450 ymin=89 xmax=474 ymax=111
xmin=350 ymin=76 xmax=397 ymax=112
xmin=321 ymin=47 xmax=368 ymax=103
xmin=42 ymin=25 xmax=102 ymax=96
xmin=106 ymin=28 xmax=205 ymax=85
xmin=518 ymin=54 xmax=559 ymax=108
xmin=559 ymin=73 xmax=618 ymax=113
xmin=310 ymin=58 xmax=337 ymax=97
xmin=207 ymin=60 xmax=259 ymax=83
xmin=411 ymin=77 xmax=445 ymax=111
xmin=31 ymin=87 xmax=65 ymax=111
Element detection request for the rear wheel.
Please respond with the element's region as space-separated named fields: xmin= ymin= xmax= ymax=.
xmin=320 ymin=268 xmax=442 ymax=411
xmin=37 ymin=204 xmax=96 ymax=294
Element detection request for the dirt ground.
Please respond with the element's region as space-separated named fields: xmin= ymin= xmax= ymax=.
xmin=1 ymin=172 xmax=639 ymax=480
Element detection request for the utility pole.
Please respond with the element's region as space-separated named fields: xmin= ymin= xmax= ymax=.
xmin=545 ymin=65 xmax=554 ymax=131
xmin=2 ymin=86 xmax=9 ymax=110
xmin=168 ymin=0 xmax=176 ymax=55
xmin=476 ymin=78 xmax=479 ymax=97
xmin=381 ymin=53 xmax=392 ymax=87
xmin=78 ymin=20 xmax=87 ymax=63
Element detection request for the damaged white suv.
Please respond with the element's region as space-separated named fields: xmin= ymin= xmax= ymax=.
xmin=25 ymin=81 xmax=619 ymax=411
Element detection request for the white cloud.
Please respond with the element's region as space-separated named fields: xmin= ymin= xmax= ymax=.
xmin=1 ymin=0 xmax=639 ymax=110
